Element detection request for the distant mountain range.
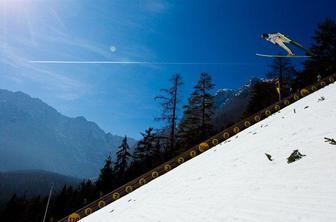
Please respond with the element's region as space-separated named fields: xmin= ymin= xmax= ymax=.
xmin=0 ymin=79 xmax=260 ymax=179
xmin=0 ymin=170 xmax=81 ymax=204
xmin=213 ymin=78 xmax=260 ymax=130
xmin=0 ymin=89 xmax=136 ymax=179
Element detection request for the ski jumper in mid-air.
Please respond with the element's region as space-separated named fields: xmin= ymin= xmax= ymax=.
xmin=261 ymin=33 xmax=314 ymax=56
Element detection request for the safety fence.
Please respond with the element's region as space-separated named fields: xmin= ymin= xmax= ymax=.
xmin=59 ymin=73 xmax=336 ymax=222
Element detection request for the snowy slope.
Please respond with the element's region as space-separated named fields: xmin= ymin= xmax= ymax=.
xmin=82 ymin=82 xmax=336 ymax=222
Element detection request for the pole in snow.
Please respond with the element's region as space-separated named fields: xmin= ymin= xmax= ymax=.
xmin=42 ymin=184 xmax=54 ymax=222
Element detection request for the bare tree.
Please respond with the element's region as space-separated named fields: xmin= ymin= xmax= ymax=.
xmin=155 ymin=74 xmax=183 ymax=153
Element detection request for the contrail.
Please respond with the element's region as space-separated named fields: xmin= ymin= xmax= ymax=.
xmin=29 ymin=60 xmax=257 ymax=65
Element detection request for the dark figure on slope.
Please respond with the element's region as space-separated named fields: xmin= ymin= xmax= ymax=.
xmin=287 ymin=150 xmax=306 ymax=164
xmin=265 ymin=153 xmax=273 ymax=161
xmin=324 ymin=137 xmax=336 ymax=145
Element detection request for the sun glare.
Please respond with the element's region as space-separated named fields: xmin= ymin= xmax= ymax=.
xmin=1 ymin=0 xmax=32 ymax=13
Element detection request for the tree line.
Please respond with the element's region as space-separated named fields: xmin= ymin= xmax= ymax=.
xmin=1 ymin=18 xmax=335 ymax=222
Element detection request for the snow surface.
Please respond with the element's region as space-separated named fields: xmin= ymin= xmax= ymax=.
xmin=82 ymin=83 xmax=336 ymax=222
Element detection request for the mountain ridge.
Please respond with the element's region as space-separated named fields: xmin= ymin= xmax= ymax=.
xmin=0 ymin=88 xmax=136 ymax=179
xmin=213 ymin=77 xmax=260 ymax=130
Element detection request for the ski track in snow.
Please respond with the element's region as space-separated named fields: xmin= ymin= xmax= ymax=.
xmin=82 ymin=83 xmax=336 ymax=222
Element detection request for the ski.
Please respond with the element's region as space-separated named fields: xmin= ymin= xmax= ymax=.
xmin=256 ymin=53 xmax=311 ymax=58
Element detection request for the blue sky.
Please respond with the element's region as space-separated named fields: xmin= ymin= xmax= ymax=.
xmin=0 ymin=0 xmax=335 ymax=139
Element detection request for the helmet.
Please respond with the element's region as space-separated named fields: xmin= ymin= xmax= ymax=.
xmin=261 ymin=33 xmax=268 ymax=39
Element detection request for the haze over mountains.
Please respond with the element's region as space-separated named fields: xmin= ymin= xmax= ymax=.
xmin=0 ymin=78 xmax=259 ymax=179
xmin=0 ymin=170 xmax=81 ymax=203
xmin=0 ymin=89 xmax=136 ymax=179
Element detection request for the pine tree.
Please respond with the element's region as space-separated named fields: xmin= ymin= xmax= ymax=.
xmin=152 ymin=137 xmax=163 ymax=164
xmin=1 ymin=194 xmax=27 ymax=222
xmin=78 ymin=179 xmax=96 ymax=205
xmin=155 ymin=74 xmax=183 ymax=154
xmin=26 ymin=196 xmax=44 ymax=222
xmin=133 ymin=128 xmax=160 ymax=169
xmin=96 ymin=154 xmax=115 ymax=194
xmin=296 ymin=18 xmax=336 ymax=87
xmin=114 ymin=136 xmax=132 ymax=180
xmin=178 ymin=73 xmax=215 ymax=148
xmin=243 ymin=80 xmax=278 ymax=117
xmin=50 ymin=185 xmax=68 ymax=220
xmin=133 ymin=128 xmax=155 ymax=162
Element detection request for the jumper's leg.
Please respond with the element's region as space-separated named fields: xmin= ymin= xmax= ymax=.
xmin=276 ymin=40 xmax=295 ymax=56
xmin=290 ymin=40 xmax=314 ymax=56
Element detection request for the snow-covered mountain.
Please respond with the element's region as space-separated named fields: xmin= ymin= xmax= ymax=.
xmin=82 ymin=82 xmax=336 ymax=222
xmin=213 ymin=78 xmax=259 ymax=130
xmin=213 ymin=88 xmax=236 ymax=109
xmin=0 ymin=89 xmax=136 ymax=179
